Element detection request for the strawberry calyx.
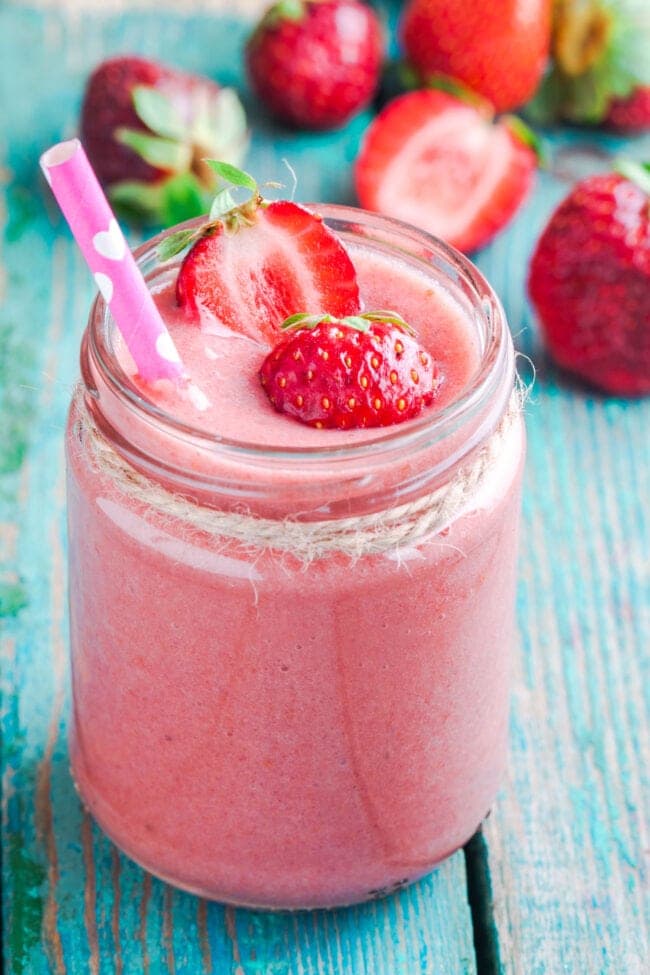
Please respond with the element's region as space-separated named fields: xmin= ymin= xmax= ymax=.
xmin=157 ymin=161 xmax=263 ymax=261
xmin=281 ymin=309 xmax=416 ymax=335
xmin=109 ymin=85 xmax=249 ymax=224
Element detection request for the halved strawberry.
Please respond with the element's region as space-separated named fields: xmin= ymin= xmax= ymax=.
xmin=175 ymin=195 xmax=360 ymax=344
xmin=354 ymin=89 xmax=537 ymax=253
xmin=260 ymin=310 xmax=440 ymax=428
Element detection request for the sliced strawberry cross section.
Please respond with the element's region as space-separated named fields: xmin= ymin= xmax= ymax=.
xmin=176 ymin=200 xmax=360 ymax=344
xmin=355 ymin=89 xmax=537 ymax=253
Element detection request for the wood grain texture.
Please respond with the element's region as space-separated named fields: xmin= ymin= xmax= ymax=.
xmin=473 ymin=164 xmax=650 ymax=974
xmin=0 ymin=4 xmax=476 ymax=974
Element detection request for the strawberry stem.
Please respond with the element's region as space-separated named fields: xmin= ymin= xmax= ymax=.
xmin=155 ymin=160 xmax=262 ymax=260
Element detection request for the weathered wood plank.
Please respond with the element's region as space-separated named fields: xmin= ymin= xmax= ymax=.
xmin=473 ymin=163 xmax=650 ymax=974
xmin=1 ymin=4 xmax=477 ymax=974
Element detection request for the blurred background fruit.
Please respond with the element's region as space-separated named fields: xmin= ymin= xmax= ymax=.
xmin=527 ymin=0 xmax=650 ymax=130
xmin=81 ymin=55 xmax=248 ymax=224
xmin=528 ymin=162 xmax=650 ymax=395
xmin=355 ymin=88 xmax=538 ymax=252
xmin=246 ymin=0 xmax=383 ymax=130
xmin=400 ymin=0 xmax=553 ymax=112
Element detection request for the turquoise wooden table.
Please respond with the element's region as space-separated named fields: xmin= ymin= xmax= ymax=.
xmin=2 ymin=1 xmax=649 ymax=972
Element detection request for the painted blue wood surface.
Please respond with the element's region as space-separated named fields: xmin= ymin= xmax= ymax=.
xmin=2 ymin=2 xmax=649 ymax=974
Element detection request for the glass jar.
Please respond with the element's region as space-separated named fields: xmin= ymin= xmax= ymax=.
xmin=66 ymin=206 xmax=524 ymax=910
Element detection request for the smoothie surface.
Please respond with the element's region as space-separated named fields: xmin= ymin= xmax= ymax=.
xmin=127 ymin=243 xmax=481 ymax=448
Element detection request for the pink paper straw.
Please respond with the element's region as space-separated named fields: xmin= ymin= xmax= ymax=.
xmin=40 ymin=139 xmax=184 ymax=383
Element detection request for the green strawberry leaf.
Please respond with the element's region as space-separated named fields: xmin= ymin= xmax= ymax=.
xmin=281 ymin=312 xmax=329 ymax=331
xmin=358 ymin=310 xmax=415 ymax=334
xmin=109 ymin=179 xmax=166 ymax=224
xmin=524 ymin=69 xmax=566 ymax=126
xmin=115 ymin=128 xmax=191 ymax=172
xmin=160 ymin=172 xmax=210 ymax=226
xmin=132 ymin=85 xmax=187 ymax=140
xmin=340 ymin=316 xmax=372 ymax=333
xmin=204 ymin=160 xmax=257 ymax=192
xmin=191 ymin=88 xmax=249 ymax=159
xmin=209 ymin=188 xmax=237 ymax=220
xmin=157 ymin=227 xmax=199 ymax=262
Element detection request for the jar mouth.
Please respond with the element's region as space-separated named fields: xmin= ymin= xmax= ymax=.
xmin=85 ymin=205 xmax=512 ymax=469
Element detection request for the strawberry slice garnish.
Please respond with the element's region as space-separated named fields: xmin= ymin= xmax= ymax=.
xmin=164 ymin=163 xmax=360 ymax=344
xmin=355 ymin=89 xmax=537 ymax=253
xmin=259 ymin=310 xmax=440 ymax=429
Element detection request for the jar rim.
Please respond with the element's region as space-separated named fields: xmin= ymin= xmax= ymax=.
xmin=84 ymin=205 xmax=512 ymax=470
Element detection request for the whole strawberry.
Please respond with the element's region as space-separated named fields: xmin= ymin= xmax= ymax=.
xmin=527 ymin=1 xmax=650 ymax=130
xmin=80 ymin=56 xmax=248 ymax=224
xmin=259 ymin=312 xmax=440 ymax=429
xmin=528 ymin=163 xmax=650 ymax=396
xmin=400 ymin=0 xmax=552 ymax=112
xmin=246 ymin=0 xmax=383 ymax=130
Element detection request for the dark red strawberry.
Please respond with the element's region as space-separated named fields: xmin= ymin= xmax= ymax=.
xmin=606 ymin=86 xmax=650 ymax=132
xmin=355 ymin=89 xmax=537 ymax=253
xmin=400 ymin=0 xmax=552 ymax=112
xmin=80 ymin=55 xmax=248 ymax=224
xmin=245 ymin=0 xmax=383 ymax=130
xmin=528 ymin=164 xmax=650 ymax=396
xmin=166 ymin=163 xmax=360 ymax=343
xmin=259 ymin=311 xmax=440 ymax=429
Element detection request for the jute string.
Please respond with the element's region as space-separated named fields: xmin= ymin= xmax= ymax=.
xmin=75 ymin=388 xmax=519 ymax=561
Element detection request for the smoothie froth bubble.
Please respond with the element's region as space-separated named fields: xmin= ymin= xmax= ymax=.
xmin=67 ymin=205 xmax=524 ymax=909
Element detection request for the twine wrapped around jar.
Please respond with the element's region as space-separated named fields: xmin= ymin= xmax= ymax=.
xmin=74 ymin=386 xmax=521 ymax=562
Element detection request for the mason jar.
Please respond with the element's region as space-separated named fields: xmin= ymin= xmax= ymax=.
xmin=66 ymin=206 xmax=525 ymax=909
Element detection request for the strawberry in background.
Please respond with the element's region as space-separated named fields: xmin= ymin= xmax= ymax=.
xmin=245 ymin=0 xmax=383 ymax=130
xmin=355 ymin=88 xmax=539 ymax=253
xmin=528 ymin=162 xmax=650 ymax=396
xmin=400 ymin=0 xmax=553 ymax=113
xmin=526 ymin=0 xmax=650 ymax=131
xmin=81 ymin=56 xmax=248 ymax=225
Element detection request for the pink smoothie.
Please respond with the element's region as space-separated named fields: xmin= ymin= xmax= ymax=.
xmin=67 ymin=230 xmax=524 ymax=908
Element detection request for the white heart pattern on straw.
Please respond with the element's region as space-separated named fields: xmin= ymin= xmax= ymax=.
xmin=155 ymin=332 xmax=182 ymax=364
xmin=94 ymin=272 xmax=114 ymax=303
xmin=92 ymin=218 xmax=126 ymax=261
